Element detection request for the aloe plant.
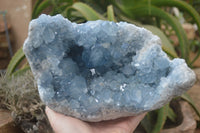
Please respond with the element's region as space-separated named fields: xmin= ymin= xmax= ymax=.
xmin=122 ymin=5 xmax=189 ymax=61
xmin=6 ymin=48 xmax=26 ymax=77
xmin=151 ymin=0 xmax=200 ymax=66
xmin=6 ymin=0 xmax=200 ymax=133
xmin=112 ymin=0 xmax=200 ymax=65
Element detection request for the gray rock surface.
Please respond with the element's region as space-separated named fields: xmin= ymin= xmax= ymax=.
xmin=23 ymin=14 xmax=196 ymax=122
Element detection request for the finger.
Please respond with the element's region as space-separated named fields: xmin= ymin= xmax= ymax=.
xmin=46 ymin=106 xmax=80 ymax=133
xmin=45 ymin=106 xmax=93 ymax=133
xmin=128 ymin=113 xmax=146 ymax=132
xmin=45 ymin=106 xmax=66 ymax=133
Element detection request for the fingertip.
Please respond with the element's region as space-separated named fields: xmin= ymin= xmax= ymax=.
xmin=134 ymin=112 xmax=147 ymax=122
xmin=139 ymin=112 xmax=147 ymax=119
xmin=45 ymin=106 xmax=66 ymax=122
xmin=45 ymin=106 xmax=51 ymax=116
xmin=128 ymin=113 xmax=147 ymax=131
xmin=45 ymin=106 xmax=56 ymax=121
xmin=45 ymin=106 xmax=50 ymax=114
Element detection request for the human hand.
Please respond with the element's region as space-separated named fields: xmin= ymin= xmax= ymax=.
xmin=46 ymin=106 xmax=146 ymax=133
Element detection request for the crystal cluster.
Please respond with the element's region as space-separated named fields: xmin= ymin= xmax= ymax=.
xmin=23 ymin=14 xmax=196 ymax=122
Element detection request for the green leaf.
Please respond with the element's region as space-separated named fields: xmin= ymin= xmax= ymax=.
xmin=50 ymin=0 xmax=73 ymax=15
xmin=141 ymin=113 xmax=154 ymax=133
xmin=120 ymin=0 xmax=135 ymax=7
xmin=107 ymin=5 xmax=115 ymax=21
xmin=152 ymin=0 xmax=200 ymax=65
xmin=142 ymin=105 xmax=169 ymax=133
xmin=166 ymin=104 xmax=177 ymax=122
xmin=51 ymin=3 xmax=71 ymax=15
xmin=190 ymin=49 xmax=200 ymax=66
xmin=58 ymin=0 xmax=73 ymax=4
xmin=119 ymin=0 xmax=146 ymax=8
xmin=143 ymin=25 xmax=178 ymax=58
xmin=72 ymin=2 xmax=104 ymax=21
xmin=61 ymin=6 xmax=73 ymax=18
xmin=6 ymin=48 xmax=25 ymax=77
xmin=148 ymin=0 xmax=152 ymax=14
xmin=152 ymin=0 xmax=200 ymax=36
xmin=32 ymin=0 xmax=44 ymax=19
xmin=152 ymin=105 xmax=168 ymax=133
xmin=117 ymin=15 xmax=142 ymax=26
xmin=12 ymin=66 xmax=30 ymax=77
xmin=122 ymin=5 xmax=189 ymax=61
xmin=32 ymin=0 xmax=51 ymax=19
xmin=181 ymin=93 xmax=200 ymax=119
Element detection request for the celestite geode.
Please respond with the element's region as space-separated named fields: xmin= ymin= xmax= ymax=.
xmin=23 ymin=14 xmax=196 ymax=122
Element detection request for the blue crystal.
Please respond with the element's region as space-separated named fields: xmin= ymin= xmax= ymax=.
xmin=23 ymin=14 xmax=196 ymax=122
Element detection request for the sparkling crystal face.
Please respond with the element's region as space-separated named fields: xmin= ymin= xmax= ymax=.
xmin=23 ymin=14 xmax=196 ymax=122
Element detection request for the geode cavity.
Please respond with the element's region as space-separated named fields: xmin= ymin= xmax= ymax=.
xmin=23 ymin=14 xmax=196 ymax=122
